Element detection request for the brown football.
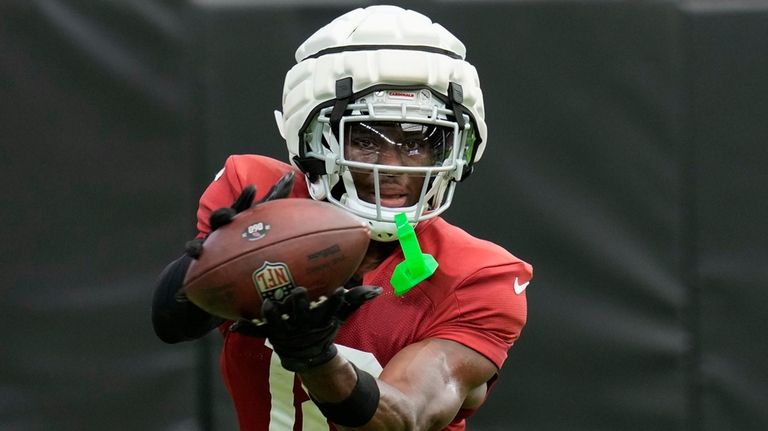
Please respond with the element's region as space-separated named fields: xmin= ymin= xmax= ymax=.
xmin=183 ymin=198 xmax=370 ymax=321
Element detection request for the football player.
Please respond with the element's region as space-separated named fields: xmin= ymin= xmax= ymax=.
xmin=152 ymin=5 xmax=531 ymax=430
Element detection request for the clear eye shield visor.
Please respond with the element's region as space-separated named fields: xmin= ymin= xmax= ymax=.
xmin=342 ymin=121 xmax=456 ymax=169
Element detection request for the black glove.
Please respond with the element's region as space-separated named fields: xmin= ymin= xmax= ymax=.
xmin=185 ymin=171 xmax=295 ymax=258
xmin=230 ymin=285 xmax=382 ymax=372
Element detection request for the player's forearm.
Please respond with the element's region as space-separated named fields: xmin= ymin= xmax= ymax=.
xmin=151 ymin=254 xmax=223 ymax=343
xmin=300 ymin=356 xmax=447 ymax=431
xmin=298 ymin=355 xmax=358 ymax=402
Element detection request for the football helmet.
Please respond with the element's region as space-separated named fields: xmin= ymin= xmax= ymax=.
xmin=275 ymin=5 xmax=487 ymax=241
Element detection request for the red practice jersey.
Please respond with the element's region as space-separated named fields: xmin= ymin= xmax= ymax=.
xmin=196 ymin=155 xmax=532 ymax=431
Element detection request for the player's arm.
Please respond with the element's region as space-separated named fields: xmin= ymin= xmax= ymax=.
xmin=298 ymin=265 xmax=526 ymax=429
xmin=244 ymin=262 xmax=527 ymax=429
xmin=152 ymin=253 xmax=225 ymax=343
xmin=300 ymin=337 xmax=496 ymax=431
xmin=240 ymin=286 xmax=498 ymax=430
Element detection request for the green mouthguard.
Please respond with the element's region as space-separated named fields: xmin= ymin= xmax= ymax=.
xmin=390 ymin=213 xmax=438 ymax=296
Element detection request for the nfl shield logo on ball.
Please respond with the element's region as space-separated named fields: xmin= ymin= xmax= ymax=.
xmin=242 ymin=222 xmax=270 ymax=241
xmin=252 ymin=261 xmax=295 ymax=302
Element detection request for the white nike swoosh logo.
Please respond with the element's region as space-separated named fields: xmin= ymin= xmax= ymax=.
xmin=514 ymin=277 xmax=529 ymax=295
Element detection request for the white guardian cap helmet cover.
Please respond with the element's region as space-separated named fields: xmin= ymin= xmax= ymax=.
xmin=275 ymin=5 xmax=487 ymax=241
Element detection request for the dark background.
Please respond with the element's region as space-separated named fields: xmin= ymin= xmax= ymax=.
xmin=2 ymin=0 xmax=767 ymax=430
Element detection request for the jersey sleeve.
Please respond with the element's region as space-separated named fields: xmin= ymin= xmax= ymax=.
xmin=422 ymin=260 xmax=531 ymax=370
xmin=194 ymin=155 xmax=308 ymax=237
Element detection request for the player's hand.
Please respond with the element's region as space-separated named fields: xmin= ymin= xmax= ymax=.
xmin=185 ymin=171 xmax=295 ymax=258
xmin=230 ymin=285 xmax=382 ymax=372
